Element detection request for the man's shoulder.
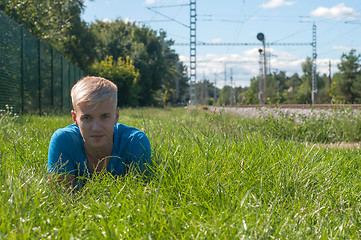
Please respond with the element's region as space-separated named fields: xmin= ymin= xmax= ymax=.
xmin=114 ymin=123 xmax=148 ymax=141
xmin=51 ymin=124 xmax=81 ymax=141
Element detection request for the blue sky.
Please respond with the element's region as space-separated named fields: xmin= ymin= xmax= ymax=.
xmin=82 ymin=0 xmax=361 ymax=87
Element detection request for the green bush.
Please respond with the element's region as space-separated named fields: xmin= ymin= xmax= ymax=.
xmin=90 ymin=56 xmax=140 ymax=107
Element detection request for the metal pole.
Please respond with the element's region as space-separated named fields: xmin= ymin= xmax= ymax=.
xmin=189 ymin=0 xmax=197 ymax=105
xmin=68 ymin=62 xmax=71 ymax=109
xmin=60 ymin=56 xmax=63 ymax=111
xmin=311 ymin=22 xmax=317 ymax=104
xmin=262 ymin=40 xmax=267 ymax=104
xmin=213 ymin=74 xmax=217 ymax=105
xmin=38 ymin=39 xmax=41 ymax=115
xmin=258 ymin=49 xmax=263 ymax=104
xmin=20 ymin=25 xmax=24 ymax=114
xmin=51 ymin=48 xmax=54 ymax=107
xmin=230 ymin=68 xmax=233 ymax=105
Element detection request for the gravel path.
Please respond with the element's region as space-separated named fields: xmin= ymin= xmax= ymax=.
xmin=208 ymin=105 xmax=361 ymax=148
xmin=208 ymin=106 xmax=359 ymax=121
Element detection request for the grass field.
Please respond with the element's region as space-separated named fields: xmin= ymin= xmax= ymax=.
xmin=1 ymin=107 xmax=361 ymax=239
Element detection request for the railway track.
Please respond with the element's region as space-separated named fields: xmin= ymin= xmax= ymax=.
xmin=219 ymin=104 xmax=361 ymax=109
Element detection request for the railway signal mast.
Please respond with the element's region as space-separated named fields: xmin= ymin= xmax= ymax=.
xmin=257 ymin=33 xmax=267 ymax=104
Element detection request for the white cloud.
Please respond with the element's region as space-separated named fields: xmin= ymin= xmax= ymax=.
xmin=211 ymin=38 xmax=223 ymax=43
xmin=123 ymin=17 xmax=135 ymax=24
xmin=332 ymin=45 xmax=361 ymax=53
xmin=180 ymin=48 xmax=305 ymax=87
xmin=145 ymin=0 xmax=157 ymax=4
xmin=310 ymin=3 xmax=358 ymax=20
xmin=260 ymin=0 xmax=295 ymax=9
xmin=179 ymin=47 xmax=349 ymax=87
xmin=332 ymin=45 xmax=353 ymax=52
xmin=145 ymin=0 xmax=187 ymax=5
xmin=102 ymin=18 xmax=113 ymax=23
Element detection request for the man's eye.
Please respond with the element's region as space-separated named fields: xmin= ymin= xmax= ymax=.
xmin=81 ymin=116 xmax=90 ymax=121
xmin=102 ymin=114 xmax=110 ymax=119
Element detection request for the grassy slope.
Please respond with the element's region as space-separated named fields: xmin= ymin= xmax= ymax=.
xmin=0 ymin=108 xmax=361 ymax=239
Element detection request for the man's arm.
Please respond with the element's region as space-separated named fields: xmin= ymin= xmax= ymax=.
xmin=127 ymin=130 xmax=152 ymax=174
xmin=48 ymin=129 xmax=78 ymax=192
xmin=48 ymin=174 xmax=76 ymax=193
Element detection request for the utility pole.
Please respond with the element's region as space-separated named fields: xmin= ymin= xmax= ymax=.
xmin=205 ymin=78 xmax=208 ymax=105
xmin=329 ymin=60 xmax=332 ymax=86
xmin=258 ymin=48 xmax=264 ymax=104
xmin=214 ymin=73 xmax=217 ymax=105
xmin=224 ymin=63 xmax=227 ymax=87
xmin=311 ymin=22 xmax=317 ymax=104
xmin=175 ymin=62 xmax=180 ymax=103
xmin=189 ymin=0 xmax=197 ymax=105
xmin=230 ymin=68 xmax=233 ymax=105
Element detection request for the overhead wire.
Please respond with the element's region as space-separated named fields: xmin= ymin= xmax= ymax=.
xmin=143 ymin=1 xmax=360 ymax=87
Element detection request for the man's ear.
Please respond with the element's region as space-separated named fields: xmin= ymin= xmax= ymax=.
xmin=71 ymin=110 xmax=78 ymax=126
xmin=115 ymin=107 xmax=119 ymax=124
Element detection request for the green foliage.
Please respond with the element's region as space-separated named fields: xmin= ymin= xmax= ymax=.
xmin=90 ymin=56 xmax=140 ymax=107
xmin=90 ymin=21 xmax=187 ymax=106
xmin=245 ymin=107 xmax=361 ymax=143
xmin=331 ymin=49 xmax=361 ymax=103
xmin=2 ymin=108 xmax=361 ymax=238
xmin=229 ymin=57 xmax=331 ymax=105
xmin=0 ymin=0 xmax=79 ymax=46
xmin=0 ymin=0 xmax=96 ymax=71
xmin=217 ymin=85 xmax=232 ymax=105
xmin=1 ymin=2 xmax=187 ymax=106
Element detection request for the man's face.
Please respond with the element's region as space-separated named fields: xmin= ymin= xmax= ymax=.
xmin=71 ymin=98 xmax=119 ymax=150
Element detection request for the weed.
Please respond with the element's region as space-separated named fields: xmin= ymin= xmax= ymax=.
xmin=1 ymin=108 xmax=361 ymax=238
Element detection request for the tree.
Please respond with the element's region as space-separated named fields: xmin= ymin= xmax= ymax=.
xmin=295 ymin=57 xmax=312 ymax=104
xmin=282 ymin=73 xmax=301 ymax=104
xmin=234 ymin=86 xmax=249 ymax=105
xmin=0 ymin=0 xmax=96 ymax=70
xmin=90 ymin=56 xmax=140 ymax=107
xmin=266 ymin=71 xmax=288 ymax=104
xmin=316 ymin=73 xmax=331 ymax=104
xmin=331 ymin=49 xmax=361 ymax=103
xmin=0 ymin=0 xmax=78 ymax=47
xmin=245 ymin=76 xmax=260 ymax=105
xmin=90 ymin=20 xmax=186 ymax=106
xmin=217 ymin=86 xmax=232 ymax=106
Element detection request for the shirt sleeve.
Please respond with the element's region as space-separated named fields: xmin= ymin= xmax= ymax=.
xmin=47 ymin=130 xmax=77 ymax=175
xmin=126 ymin=130 xmax=152 ymax=173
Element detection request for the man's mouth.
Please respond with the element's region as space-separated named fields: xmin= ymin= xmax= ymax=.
xmin=90 ymin=135 xmax=105 ymax=139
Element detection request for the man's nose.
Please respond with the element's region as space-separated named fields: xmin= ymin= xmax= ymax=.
xmin=92 ymin=119 xmax=102 ymax=131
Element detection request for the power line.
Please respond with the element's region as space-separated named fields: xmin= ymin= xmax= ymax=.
xmin=146 ymin=7 xmax=189 ymax=28
xmin=174 ymin=42 xmax=312 ymax=46
xmin=148 ymin=4 xmax=189 ymax=9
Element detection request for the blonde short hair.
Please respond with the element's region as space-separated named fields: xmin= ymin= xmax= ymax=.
xmin=71 ymin=76 xmax=117 ymax=110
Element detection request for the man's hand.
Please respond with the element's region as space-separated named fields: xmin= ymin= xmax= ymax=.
xmin=48 ymin=174 xmax=76 ymax=193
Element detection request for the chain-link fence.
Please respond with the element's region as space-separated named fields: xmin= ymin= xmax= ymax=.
xmin=0 ymin=10 xmax=85 ymax=114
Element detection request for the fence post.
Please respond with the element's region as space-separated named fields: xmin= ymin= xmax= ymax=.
xmin=51 ymin=48 xmax=54 ymax=107
xmin=61 ymin=56 xmax=63 ymax=112
xmin=38 ymin=39 xmax=41 ymax=115
xmin=20 ymin=25 xmax=24 ymax=114
xmin=68 ymin=61 xmax=71 ymax=109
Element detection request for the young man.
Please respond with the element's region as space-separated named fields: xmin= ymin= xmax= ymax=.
xmin=48 ymin=76 xmax=151 ymax=189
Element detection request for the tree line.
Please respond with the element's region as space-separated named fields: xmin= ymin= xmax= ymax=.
xmin=1 ymin=0 xmax=188 ymax=107
xmin=2 ymin=0 xmax=361 ymax=106
xmin=192 ymin=50 xmax=361 ymax=106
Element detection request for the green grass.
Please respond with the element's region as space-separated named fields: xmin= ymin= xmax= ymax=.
xmin=1 ymin=107 xmax=361 ymax=239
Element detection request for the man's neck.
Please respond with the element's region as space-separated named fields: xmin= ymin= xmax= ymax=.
xmin=84 ymin=142 xmax=113 ymax=161
xmin=84 ymin=143 xmax=113 ymax=173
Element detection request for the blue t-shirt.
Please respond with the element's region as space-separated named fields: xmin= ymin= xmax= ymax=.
xmin=47 ymin=123 xmax=151 ymax=178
